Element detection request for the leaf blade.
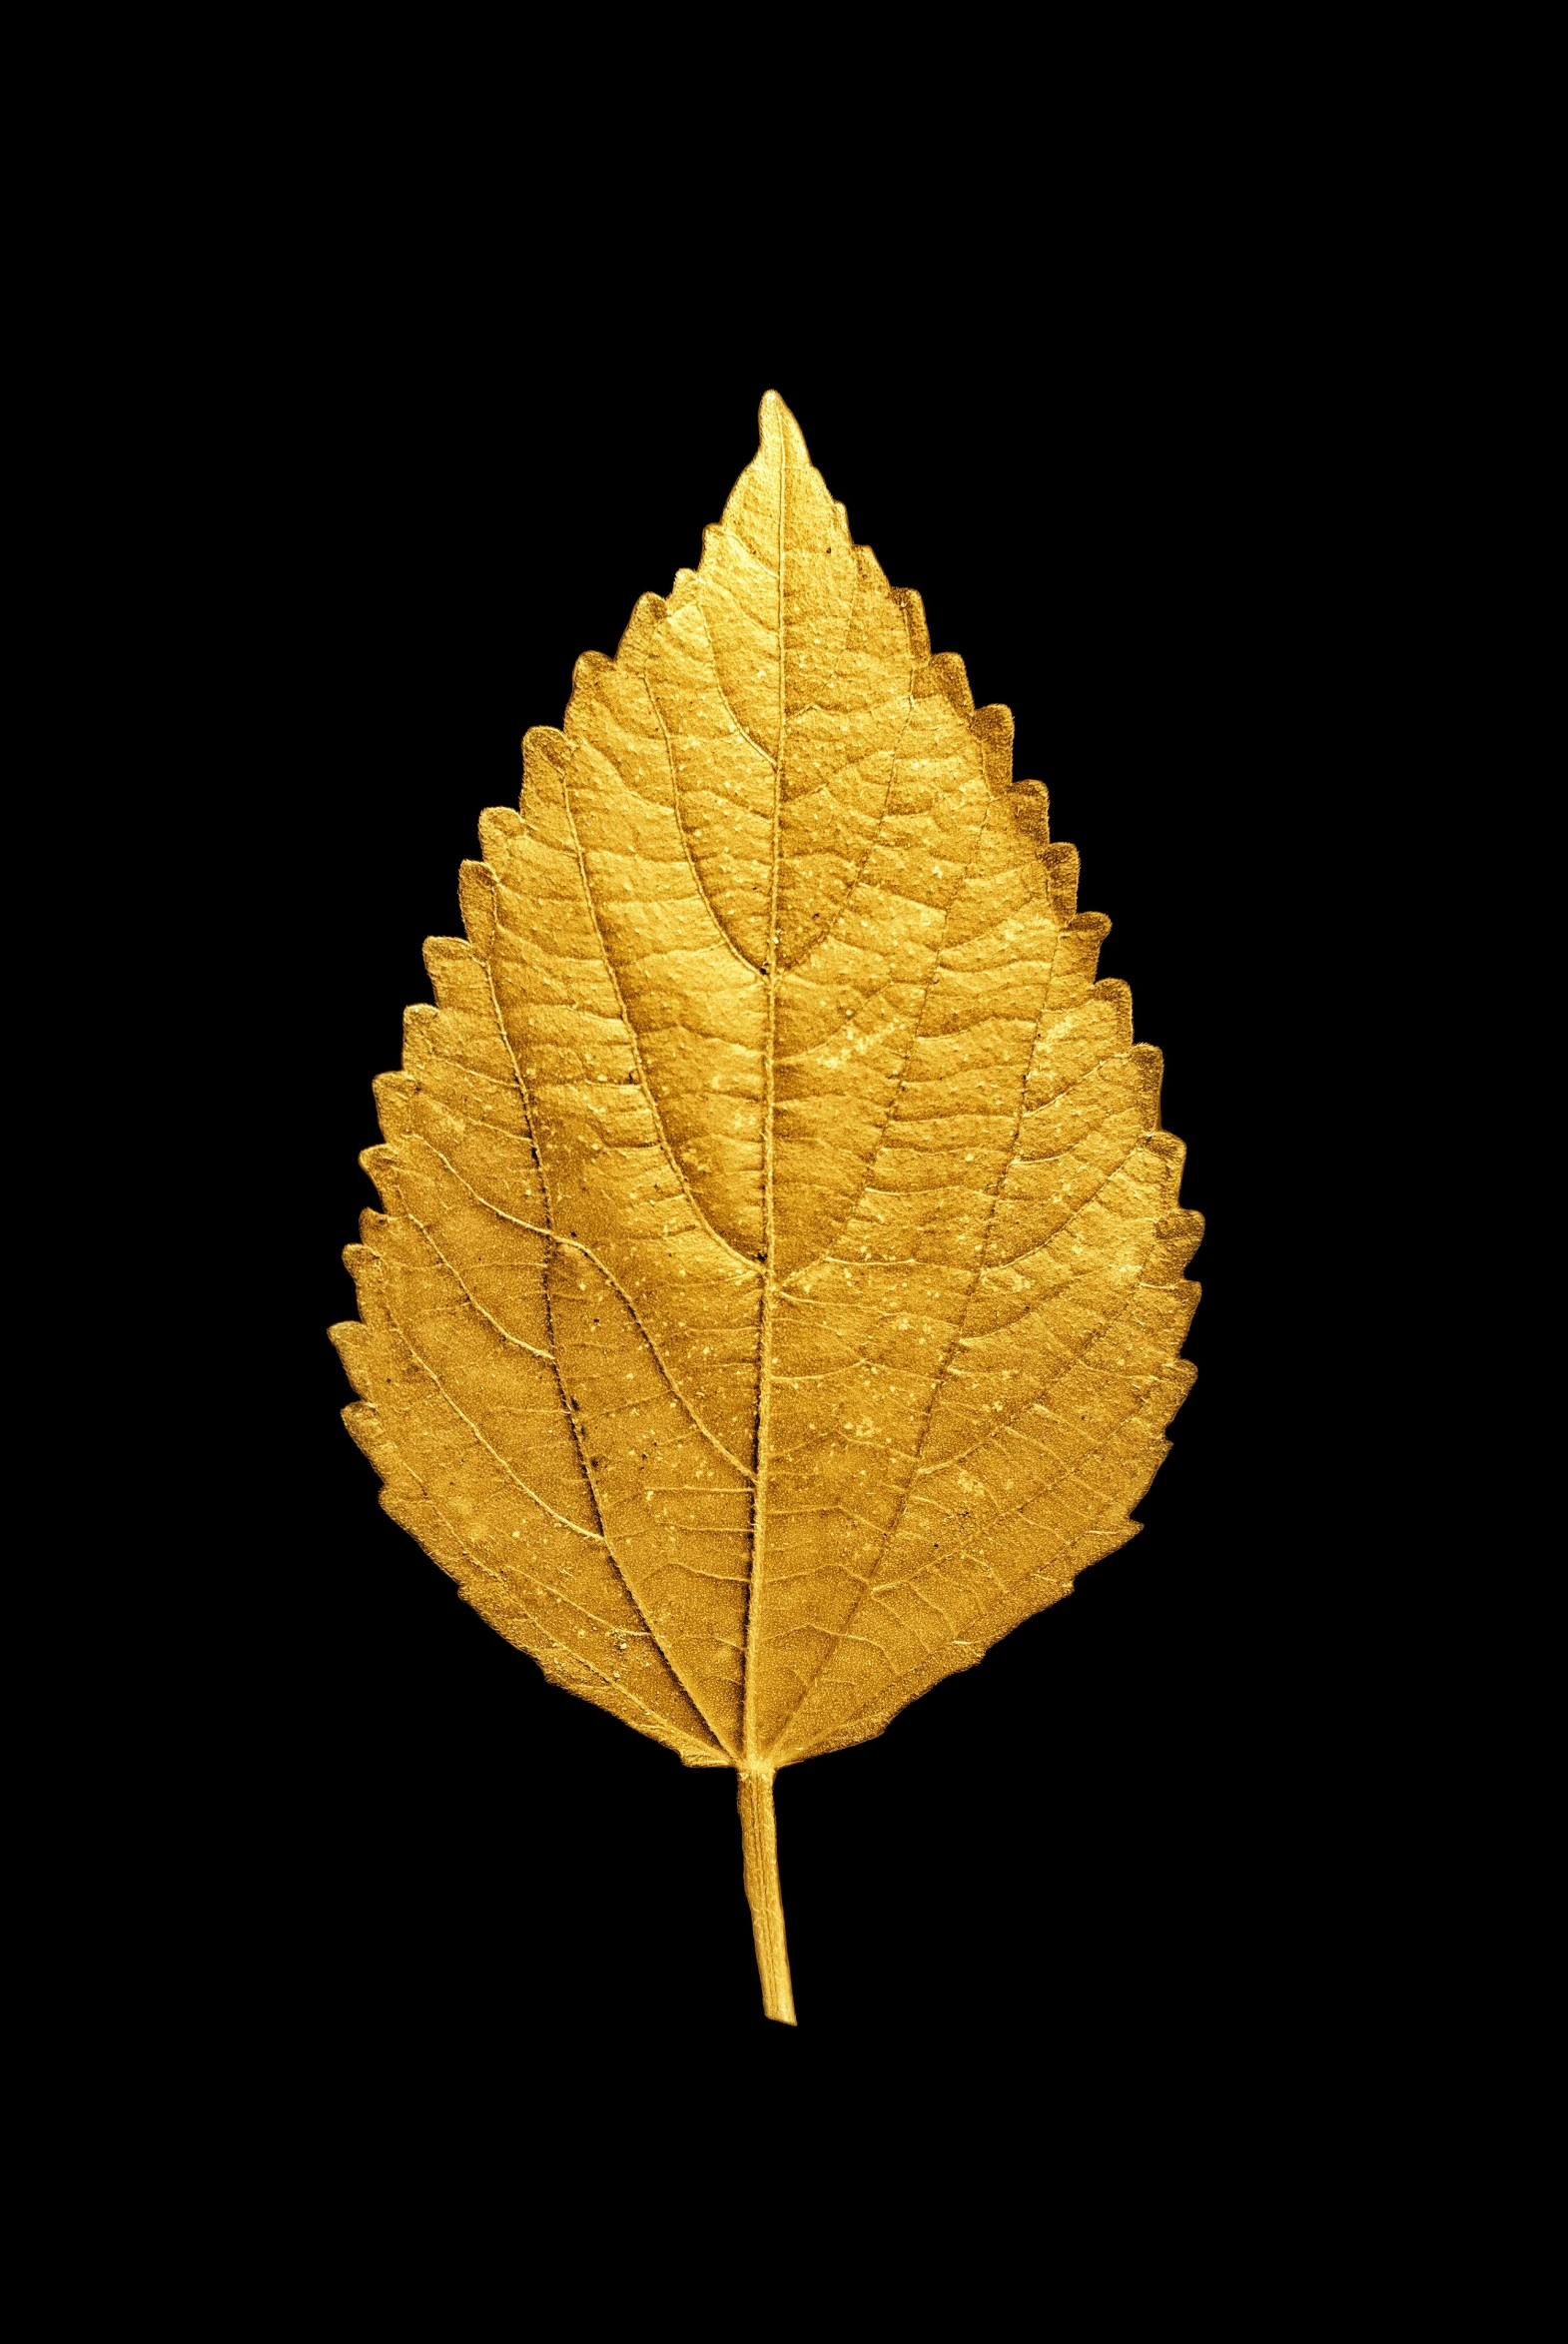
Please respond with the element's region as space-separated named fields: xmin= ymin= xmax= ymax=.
xmin=335 ymin=391 xmax=1200 ymax=1811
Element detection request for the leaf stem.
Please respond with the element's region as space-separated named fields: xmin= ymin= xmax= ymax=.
xmin=737 ymin=1769 xmax=796 ymax=2025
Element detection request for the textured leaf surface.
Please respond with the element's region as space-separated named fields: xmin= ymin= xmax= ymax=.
xmin=332 ymin=389 xmax=1199 ymax=1838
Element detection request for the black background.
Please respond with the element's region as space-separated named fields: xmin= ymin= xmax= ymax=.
xmin=229 ymin=307 xmax=1362 ymax=2106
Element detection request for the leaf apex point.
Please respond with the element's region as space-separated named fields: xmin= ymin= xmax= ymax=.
xmin=759 ymin=387 xmax=808 ymax=453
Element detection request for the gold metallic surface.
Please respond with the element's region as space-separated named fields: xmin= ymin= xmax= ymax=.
xmin=331 ymin=393 xmax=1201 ymax=2022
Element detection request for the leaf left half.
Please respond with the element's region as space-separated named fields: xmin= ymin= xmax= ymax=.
xmin=328 ymin=797 xmax=747 ymax=1772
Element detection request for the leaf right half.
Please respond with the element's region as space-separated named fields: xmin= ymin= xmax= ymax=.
xmin=729 ymin=396 xmax=1203 ymax=1771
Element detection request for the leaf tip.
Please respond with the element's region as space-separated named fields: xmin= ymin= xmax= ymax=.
xmin=758 ymin=387 xmax=809 ymax=460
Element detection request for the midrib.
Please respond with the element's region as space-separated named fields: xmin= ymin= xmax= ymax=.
xmin=742 ymin=429 xmax=786 ymax=1769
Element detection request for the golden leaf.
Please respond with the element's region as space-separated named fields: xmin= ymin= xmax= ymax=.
xmin=331 ymin=392 xmax=1201 ymax=2024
